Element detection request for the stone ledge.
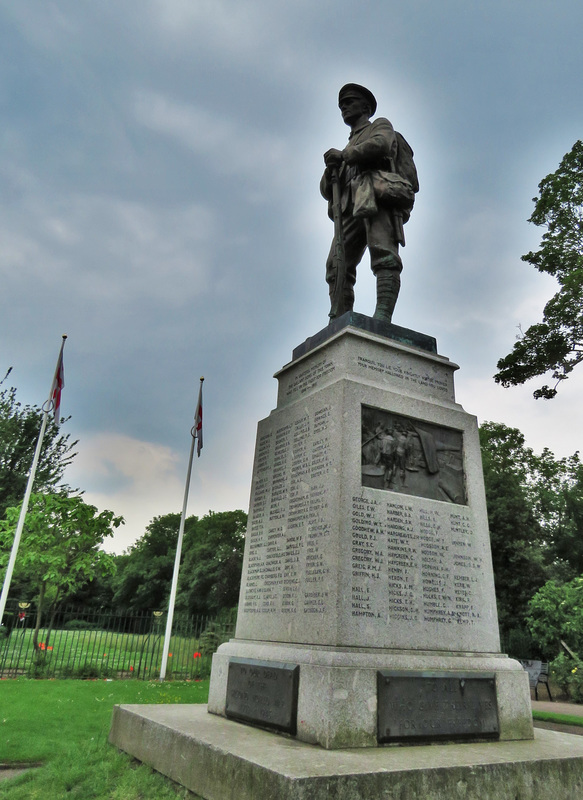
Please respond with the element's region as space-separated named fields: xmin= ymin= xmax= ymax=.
xmin=209 ymin=643 xmax=533 ymax=747
xmin=213 ymin=639 xmax=517 ymax=669
xmin=110 ymin=704 xmax=583 ymax=800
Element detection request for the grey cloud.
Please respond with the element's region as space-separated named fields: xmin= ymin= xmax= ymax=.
xmin=133 ymin=91 xmax=292 ymax=189
xmin=2 ymin=0 xmax=583 ymax=549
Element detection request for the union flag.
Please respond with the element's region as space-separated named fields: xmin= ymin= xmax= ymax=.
xmin=194 ymin=378 xmax=203 ymax=456
xmin=51 ymin=340 xmax=66 ymax=424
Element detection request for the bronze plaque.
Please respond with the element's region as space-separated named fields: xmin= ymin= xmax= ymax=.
xmin=377 ymin=671 xmax=499 ymax=743
xmin=362 ymin=406 xmax=466 ymax=504
xmin=226 ymin=659 xmax=299 ymax=734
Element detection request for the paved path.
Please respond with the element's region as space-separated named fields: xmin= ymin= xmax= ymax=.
xmin=0 ymin=764 xmax=40 ymax=783
xmin=532 ymin=699 xmax=583 ymax=736
xmin=532 ymin=699 xmax=583 ymax=716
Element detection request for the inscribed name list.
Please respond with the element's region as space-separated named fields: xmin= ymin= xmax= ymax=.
xmin=236 ymin=391 xmax=497 ymax=652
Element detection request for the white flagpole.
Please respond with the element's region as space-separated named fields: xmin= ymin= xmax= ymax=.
xmin=160 ymin=377 xmax=203 ymax=681
xmin=0 ymin=335 xmax=67 ymax=628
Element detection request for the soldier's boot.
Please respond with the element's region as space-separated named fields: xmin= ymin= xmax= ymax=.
xmin=373 ymin=270 xmax=400 ymax=323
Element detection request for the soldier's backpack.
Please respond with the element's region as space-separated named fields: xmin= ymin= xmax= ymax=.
xmin=394 ymin=132 xmax=419 ymax=194
xmin=354 ymin=129 xmax=419 ymax=228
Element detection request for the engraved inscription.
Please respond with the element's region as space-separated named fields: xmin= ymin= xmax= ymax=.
xmin=350 ymin=497 xmax=484 ymax=628
xmin=351 ymin=496 xmax=383 ymax=618
xmin=226 ymin=660 xmax=300 ymax=734
xmin=241 ymin=404 xmax=333 ymax=621
xmin=362 ymin=406 xmax=466 ymax=504
xmin=284 ymin=358 xmax=336 ymax=399
xmin=385 ymin=500 xmax=419 ymax=621
xmin=357 ymin=355 xmax=449 ymax=396
xmin=377 ymin=671 xmax=499 ymax=742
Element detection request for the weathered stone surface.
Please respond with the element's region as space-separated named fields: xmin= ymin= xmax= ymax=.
xmin=110 ymin=704 xmax=583 ymax=800
xmin=209 ymin=641 xmax=532 ymax=748
xmin=234 ymin=325 xmax=497 ymax=654
xmin=278 ymin=322 xmax=454 ymax=409
xmin=206 ymin=322 xmax=533 ymax=748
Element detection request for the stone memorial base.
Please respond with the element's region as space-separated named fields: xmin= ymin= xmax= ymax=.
xmin=110 ymin=314 xmax=582 ymax=796
xmin=208 ymin=314 xmax=532 ymax=748
xmin=208 ymin=642 xmax=531 ymax=748
xmin=109 ymin=704 xmax=583 ymax=800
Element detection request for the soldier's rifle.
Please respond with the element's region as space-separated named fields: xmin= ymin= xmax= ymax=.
xmin=388 ymin=154 xmax=406 ymax=247
xmin=329 ymin=162 xmax=346 ymax=320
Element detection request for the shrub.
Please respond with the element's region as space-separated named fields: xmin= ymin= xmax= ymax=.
xmin=63 ymin=619 xmax=102 ymax=631
xmin=198 ymin=608 xmax=236 ymax=656
xmin=27 ymin=654 xmax=54 ymax=678
xmin=61 ymin=662 xmax=115 ymax=679
xmin=527 ymin=577 xmax=583 ymax=660
xmin=551 ymin=652 xmax=583 ymax=702
xmin=504 ymin=627 xmax=537 ymax=660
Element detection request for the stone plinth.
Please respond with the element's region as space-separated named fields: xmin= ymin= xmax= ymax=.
xmin=109 ymin=705 xmax=583 ymax=800
xmin=208 ymin=318 xmax=533 ymax=748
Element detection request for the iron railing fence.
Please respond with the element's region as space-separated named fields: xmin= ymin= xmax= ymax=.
xmin=499 ymin=627 xmax=538 ymax=661
xmin=0 ymin=603 xmax=236 ymax=680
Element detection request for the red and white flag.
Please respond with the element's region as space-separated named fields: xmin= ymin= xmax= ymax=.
xmin=51 ymin=343 xmax=65 ymax=424
xmin=194 ymin=378 xmax=203 ymax=456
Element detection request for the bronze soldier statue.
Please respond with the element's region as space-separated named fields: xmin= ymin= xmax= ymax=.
xmin=321 ymin=84 xmax=418 ymax=322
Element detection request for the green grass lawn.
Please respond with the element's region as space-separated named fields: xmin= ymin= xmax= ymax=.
xmin=1 ymin=627 xmax=211 ymax=680
xmin=0 ymin=678 xmax=209 ymax=798
xmin=6 ymin=680 xmax=579 ymax=799
xmin=532 ymin=709 xmax=583 ymax=728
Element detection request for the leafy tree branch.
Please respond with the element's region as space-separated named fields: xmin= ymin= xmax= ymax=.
xmin=0 ymin=492 xmax=123 ymax=650
xmin=0 ymin=369 xmax=77 ymax=518
xmin=495 ymin=140 xmax=583 ymax=398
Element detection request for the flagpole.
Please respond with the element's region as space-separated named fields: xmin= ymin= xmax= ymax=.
xmin=0 ymin=335 xmax=67 ymax=628
xmin=160 ymin=377 xmax=204 ymax=681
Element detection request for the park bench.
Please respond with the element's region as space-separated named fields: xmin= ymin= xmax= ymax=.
xmin=519 ymin=659 xmax=553 ymax=701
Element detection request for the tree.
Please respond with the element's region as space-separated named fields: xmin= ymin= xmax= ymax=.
xmin=479 ymin=423 xmax=547 ymax=634
xmin=177 ymin=510 xmax=246 ymax=615
xmin=526 ymin=448 xmax=583 ymax=580
xmin=479 ymin=422 xmax=583 ymax=632
xmin=64 ymin=567 xmax=119 ymax=610
xmin=494 ymin=140 xmax=583 ymax=398
xmin=112 ymin=513 xmax=192 ymax=612
xmin=0 ymin=369 xmax=77 ymax=519
xmin=112 ymin=510 xmax=247 ymax=615
xmin=0 ymin=492 xmax=123 ymax=649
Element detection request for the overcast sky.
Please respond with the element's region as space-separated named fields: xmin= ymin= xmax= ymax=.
xmin=2 ymin=1 xmax=583 ymax=553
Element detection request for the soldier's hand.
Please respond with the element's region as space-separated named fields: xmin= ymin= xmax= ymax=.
xmin=341 ymin=145 xmax=357 ymax=164
xmin=324 ymin=148 xmax=343 ymax=166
